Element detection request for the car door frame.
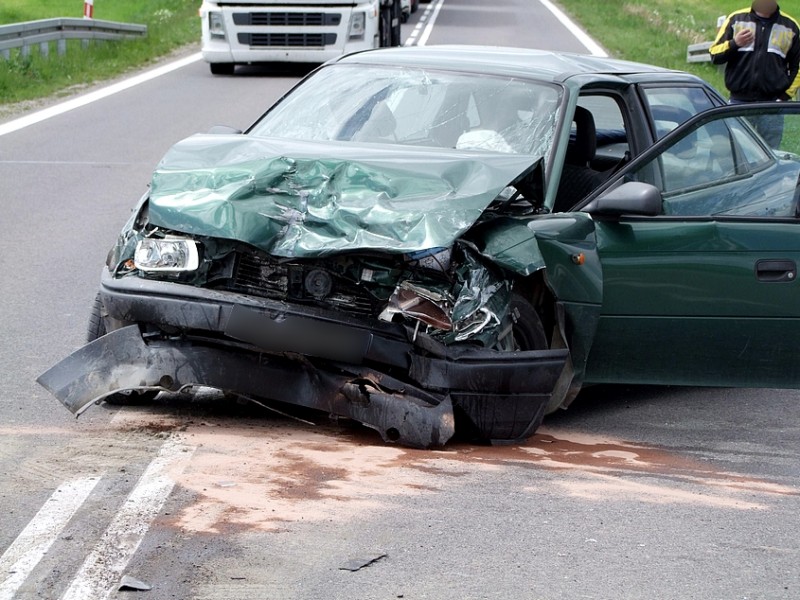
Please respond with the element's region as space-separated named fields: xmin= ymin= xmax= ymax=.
xmin=575 ymin=102 xmax=800 ymax=388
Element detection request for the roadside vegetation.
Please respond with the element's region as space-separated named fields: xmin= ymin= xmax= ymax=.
xmin=0 ymin=0 xmax=789 ymax=108
xmin=557 ymin=0 xmax=753 ymax=98
xmin=0 ymin=0 xmax=198 ymax=105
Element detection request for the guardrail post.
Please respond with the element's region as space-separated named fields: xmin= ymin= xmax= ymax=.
xmin=21 ymin=44 xmax=30 ymax=58
xmin=40 ymin=41 xmax=49 ymax=57
xmin=1 ymin=49 xmax=9 ymax=61
xmin=57 ymin=39 xmax=67 ymax=56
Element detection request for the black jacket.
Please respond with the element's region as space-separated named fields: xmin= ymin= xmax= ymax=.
xmin=710 ymin=6 xmax=800 ymax=101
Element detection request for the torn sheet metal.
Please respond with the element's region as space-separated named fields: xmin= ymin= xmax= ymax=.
xmin=37 ymin=325 xmax=455 ymax=449
xmin=146 ymin=135 xmax=538 ymax=258
xmin=378 ymin=245 xmax=510 ymax=346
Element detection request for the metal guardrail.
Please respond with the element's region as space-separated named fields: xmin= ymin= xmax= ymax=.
xmin=687 ymin=41 xmax=713 ymax=63
xmin=686 ymin=16 xmax=727 ymax=64
xmin=0 ymin=18 xmax=147 ymax=60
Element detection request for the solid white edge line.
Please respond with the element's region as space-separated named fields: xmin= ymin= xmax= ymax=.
xmin=0 ymin=477 xmax=100 ymax=600
xmin=416 ymin=0 xmax=446 ymax=47
xmin=0 ymin=52 xmax=203 ymax=138
xmin=60 ymin=437 xmax=195 ymax=600
xmin=537 ymin=0 xmax=608 ymax=57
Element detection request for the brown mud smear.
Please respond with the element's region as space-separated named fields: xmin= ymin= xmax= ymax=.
xmin=107 ymin=410 xmax=797 ymax=533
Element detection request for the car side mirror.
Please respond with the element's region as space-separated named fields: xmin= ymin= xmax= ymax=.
xmin=585 ymin=182 xmax=662 ymax=218
xmin=207 ymin=125 xmax=243 ymax=135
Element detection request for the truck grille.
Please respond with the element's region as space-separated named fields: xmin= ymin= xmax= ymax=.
xmin=232 ymin=12 xmax=342 ymax=27
xmin=238 ymin=32 xmax=337 ymax=47
xmin=228 ymin=252 xmax=377 ymax=317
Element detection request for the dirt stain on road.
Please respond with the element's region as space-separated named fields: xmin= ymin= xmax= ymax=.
xmin=106 ymin=410 xmax=797 ymax=534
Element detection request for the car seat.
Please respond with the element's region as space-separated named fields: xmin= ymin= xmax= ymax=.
xmin=553 ymin=106 xmax=608 ymax=212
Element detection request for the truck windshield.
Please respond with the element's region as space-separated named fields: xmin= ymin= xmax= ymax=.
xmin=249 ymin=64 xmax=562 ymax=157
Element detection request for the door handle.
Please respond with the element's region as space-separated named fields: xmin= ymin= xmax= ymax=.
xmin=755 ymin=259 xmax=797 ymax=282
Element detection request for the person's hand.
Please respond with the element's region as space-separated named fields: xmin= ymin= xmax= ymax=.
xmin=734 ymin=28 xmax=754 ymax=47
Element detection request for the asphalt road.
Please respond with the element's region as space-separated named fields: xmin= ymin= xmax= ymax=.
xmin=1 ymin=1 xmax=799 ymax=599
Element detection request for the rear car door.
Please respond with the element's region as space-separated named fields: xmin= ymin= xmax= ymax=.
xmin=582 ymin=103 xmax=800 ymax=388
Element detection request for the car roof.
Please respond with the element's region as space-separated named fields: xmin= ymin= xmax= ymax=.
xmin=333 ymin=45 xmax=696 ymax=85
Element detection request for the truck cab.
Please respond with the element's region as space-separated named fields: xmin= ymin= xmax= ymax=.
xmin=200 ymin=0 xmax=403 ymax=75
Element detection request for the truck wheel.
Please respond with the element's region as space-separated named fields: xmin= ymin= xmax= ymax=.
xmin=379 ymin=5 xmax=392 ymax=47
xmin=209 ymin=63 xmax=235 ymax=76
xmin=87 ymin=293 xmax=159 ymax=406
xmin=391 ymin=1 xmax=403 ymax=46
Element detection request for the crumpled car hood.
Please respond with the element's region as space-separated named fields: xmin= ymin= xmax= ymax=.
xmin=147 ymin=134 xmax=538 ymax=257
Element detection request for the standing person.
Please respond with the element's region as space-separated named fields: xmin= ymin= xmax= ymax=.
xmin=710 ymin=0 xmax=800 ymax=148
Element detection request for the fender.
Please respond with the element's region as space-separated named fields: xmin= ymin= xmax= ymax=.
xmin=469 ymin=212 xmax=603 ymax=409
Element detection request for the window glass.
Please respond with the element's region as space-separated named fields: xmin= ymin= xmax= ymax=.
xmin=627 ymin=112 xmax=800 ymax=218
xmin=642 ymin=86 xmax=716 ymax=138
xmin=250 ymin=64 xmax=563 ymax=158
xmin=577 ymin=95 xmax=629 ymax=161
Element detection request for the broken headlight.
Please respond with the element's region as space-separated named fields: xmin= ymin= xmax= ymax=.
xmin=134 ymin=237 xmax=199 ymax=272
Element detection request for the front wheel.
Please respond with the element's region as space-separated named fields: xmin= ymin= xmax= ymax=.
xmin=87 ymin=293 xmax=159 ymax=406
xmin=494 ymin=293 xmax=548 ymax=352
xmin=209 ymin=62 xmax=235 ymax=76
xmin=454 ymin=293 xmax=552 ymax=444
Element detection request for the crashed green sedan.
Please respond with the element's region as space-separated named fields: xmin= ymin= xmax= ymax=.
xmin=39 ymin=46 xmax=800 ymax=448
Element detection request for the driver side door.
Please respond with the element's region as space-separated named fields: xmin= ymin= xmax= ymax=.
xmin=583 ymin=103 xmax=800 ymax=389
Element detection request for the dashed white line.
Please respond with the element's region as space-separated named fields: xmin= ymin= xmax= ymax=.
xmin=60 ymin=437 xmax=195 ymax=600
xmin=416 ymin=0 xmax=446 ymax=47
xmin=537 ymin=0 xmax=608 ymax=57
xmin=0 ymin=52 xmax=202 ymax=139
xmin=403 ymin=0 xmax=445 ymax=48
xmin=0 ymin=477 xmax=100 ymax=600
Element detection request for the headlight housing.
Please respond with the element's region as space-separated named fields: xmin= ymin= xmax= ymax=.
xmin=208 ymin=12 xmax=226 ymax=38
xmin=348 ymin=12 xmax=366 ymax=40
xmin=134 ymin=237 xmax=200 ymax=273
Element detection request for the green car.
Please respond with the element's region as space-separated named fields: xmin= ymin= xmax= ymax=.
xmin=38 ymin=46 xmax=800 ymax=448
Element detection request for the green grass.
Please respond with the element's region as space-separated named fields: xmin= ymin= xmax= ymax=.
xmin=0 ymin=0 xmax=199 ymax=105
xmin=556 ymin=0 xmax=758 ymax=97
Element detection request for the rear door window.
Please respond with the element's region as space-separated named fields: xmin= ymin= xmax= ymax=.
xmin=641 ymin=86 xmax=717 ymax=139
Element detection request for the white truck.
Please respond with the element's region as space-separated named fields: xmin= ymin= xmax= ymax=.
xmin=200 ymin=0 xmax=403 ymax=75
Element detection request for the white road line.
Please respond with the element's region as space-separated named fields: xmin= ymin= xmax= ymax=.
xmin=0 ymin=52 xmax=202 ymax=139
xmin=416 ymin=0 xmax=446 ymax=47
xmin=538 ymin=0 xmax=608 ymax=57
xmin=0 ymin=477 xmax=100 ymax=600
xmin=60 ymin=437 xmax=195 ymax=600
xmin=404 ymin=0 xmax=439 ymax=47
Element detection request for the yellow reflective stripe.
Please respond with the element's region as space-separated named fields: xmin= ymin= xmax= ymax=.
xmin=709 ymin=40 xmax=732 ymax=56
xmin=788 ymin=72 xmax=800 ymax=100
xmin=782 ymin=12 xmax=800 ymax=99
xmin=710 ymin=9 xmax=750 ymax=54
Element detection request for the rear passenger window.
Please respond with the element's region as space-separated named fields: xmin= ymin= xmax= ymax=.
xmin=642 ymin=86 xmax=716 ymax=138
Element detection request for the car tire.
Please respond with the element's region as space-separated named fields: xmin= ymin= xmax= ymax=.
xmin=209 ymin=63 xmax=235 ymax=76
xmin=87 ymin=293 xmax=159 ymax=406
xmin=495 ymin=293 xmax=548 ymax=352
xmin=453 ymin=294 xmax=551 ymax=444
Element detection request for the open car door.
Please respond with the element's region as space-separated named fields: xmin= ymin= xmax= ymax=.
xmin=579 ymin=103 xmax=800 ymax=389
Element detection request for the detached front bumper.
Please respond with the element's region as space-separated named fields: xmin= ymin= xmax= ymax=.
xmin=38 ymin=271 xmax=569 ymax=448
